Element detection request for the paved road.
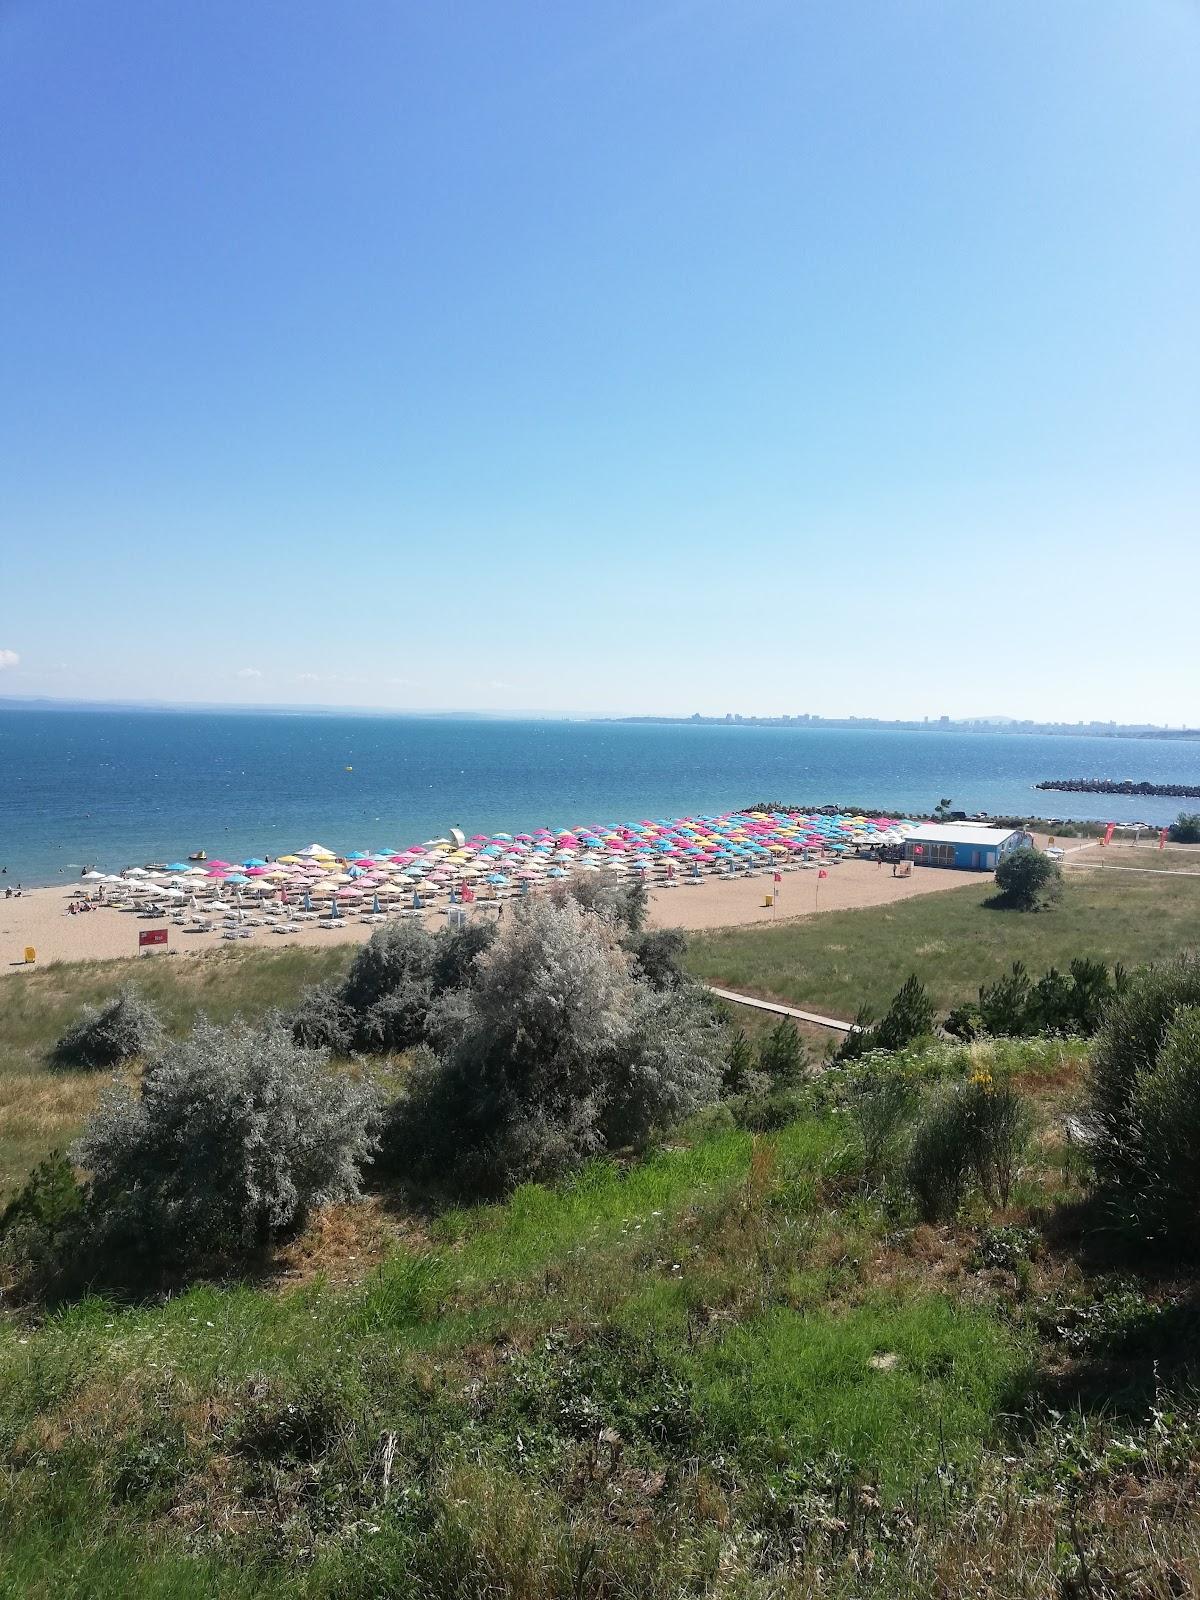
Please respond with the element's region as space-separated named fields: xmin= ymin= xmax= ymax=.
xmin=705 ymin=985 xmax=857 ymax=1035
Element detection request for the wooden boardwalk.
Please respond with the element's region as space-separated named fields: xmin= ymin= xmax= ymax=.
xmin=705 ymin=985 xmax=857 ymax=1035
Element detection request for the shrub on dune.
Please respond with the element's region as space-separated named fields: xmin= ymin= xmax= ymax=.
xmin=51 ymin=987 xmax=163 ymax=1070
xmin=74 ymin=1018 xmax=381 ymax=1280
xmin=386 ymin=897 xmax=723 ymax=1196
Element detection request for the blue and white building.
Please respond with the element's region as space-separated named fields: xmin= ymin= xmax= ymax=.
xmin=902 ymin=822 xmax=1033 ymax=871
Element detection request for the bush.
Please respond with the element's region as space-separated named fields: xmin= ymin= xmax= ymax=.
xmin=385 ymin=898 xmax=723 ymax=1196
xmin=51 ymin=987 xmax=163 ymax=1069
xmin=1168 ymin=812 xmax=1200 ymax=844
xmin=342 ymin=919 xmax=435 ymax=1012
xmin=849 ymin=1070 xmax=918 ymax=1181
xmin=627 ymin=926 xmax=689 ymax=990
xmin=288 ymin=920 xmax=496 ymax=1056
xmin=904 ymin=1072 xmax=1030 ymax=1221
xmin=0 ymin=1151 xmax=85 ymax=1297
xmin=906 ymin=1084 xmax=975 ymax=1222
xmin=74 ymin=1019 xmax=381 ymax=1280
xmin=548 ymin=871 xmax=646 ymax=934
xmin=992 ymin=847 xmax=1062 ymax=911
xmin=1123 ymin=1008 xmax=1200 ymax=1245
xmin=1088 ymin=956 xmax=1200 ymax=1246
xmin=285 ymin=981 xmax=355 ymax=1053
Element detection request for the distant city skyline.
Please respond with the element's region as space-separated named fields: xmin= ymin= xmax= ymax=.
xmin=0 ymin=694 xmax=1196 ymax=738
xmin=2 ymin=2 xmax=1197 ymax=720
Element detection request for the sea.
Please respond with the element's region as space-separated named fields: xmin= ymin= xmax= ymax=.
xmin=2 ymin=709 xmax=1197 ymax=885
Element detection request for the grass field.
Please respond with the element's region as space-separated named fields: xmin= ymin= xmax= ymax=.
xmin=3 ymin=1036 xmax=1198 ymax=1597
xmin=686 ymin=866 xmax=1200 ymax=1020
xmin=1069 ymin=844 xmax=1200 ymax=874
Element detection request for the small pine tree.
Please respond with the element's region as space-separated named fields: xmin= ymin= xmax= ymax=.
xmin=724 ymin=1028 xmax=756 ymax=1094
xmin=757 ymin=1019 xmax=807 ymax=1085
xmin=978 ymin=962 xmax=1034 ymax=1037
xmin=873 ymin=976 xmax=936 ymax=1053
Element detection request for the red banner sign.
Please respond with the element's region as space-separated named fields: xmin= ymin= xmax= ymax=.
xmin=139 ymin=928 xmax=168 ymax=947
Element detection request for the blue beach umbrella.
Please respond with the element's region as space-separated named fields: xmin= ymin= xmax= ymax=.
xmin=302 ymin=891 xmax=314 ymax=911
xmin=166 ymin=862 xmax=190 ymax=874
xmin=242 ymin=858 xmax=267 ymax=868
xmin=372 ymin=894 xmax=382 ymax=914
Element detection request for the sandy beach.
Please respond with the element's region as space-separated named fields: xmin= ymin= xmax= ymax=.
xmin=1 ymin=856 xmax=995 ymax=970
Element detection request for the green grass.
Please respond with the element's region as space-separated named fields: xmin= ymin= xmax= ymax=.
xmin=0 ymin=1091 xmax=1029 ymax=1599
xmin=3 ymin=1034 xmax=1200 ymax=1596
xmin=698 ymin=1297 xmax=1019 ymax=1490
xmin=687 ymin=867 xmax=1200 ymax=1018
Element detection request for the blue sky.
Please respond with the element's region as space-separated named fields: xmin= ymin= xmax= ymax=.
xmin=2 ymin=1 xmax=1197 ymax=720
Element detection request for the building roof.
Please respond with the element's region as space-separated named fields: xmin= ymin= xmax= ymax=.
xmin=907 ymin=823 xmax=1025 ymax=846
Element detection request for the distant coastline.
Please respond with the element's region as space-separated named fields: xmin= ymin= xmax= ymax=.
xmin=599 ymin=715 xmax=1200 ymax=740
xmin=2 ymin=698 xmax=1196 ymax=738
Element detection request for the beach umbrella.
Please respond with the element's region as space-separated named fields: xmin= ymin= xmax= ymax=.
xmin=165 ymin=862 xmax=190 ymax=874
xmin=242 ymin=858 xmax=267 ymax=868
xmin=371 ymin=894 xmax=382 ymax=914
xmin=82 ymin=870 xmax=106 ymax=880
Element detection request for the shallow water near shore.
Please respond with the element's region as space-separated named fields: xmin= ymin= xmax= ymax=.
xmin=1 ymin=709 xmax=1196 ymax=884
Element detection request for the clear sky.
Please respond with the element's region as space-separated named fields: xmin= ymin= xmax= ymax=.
xmin=2 ymin=1 xmax=1197 ymax=721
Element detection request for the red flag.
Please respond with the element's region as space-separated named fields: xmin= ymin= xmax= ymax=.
xmin=1159 ymin=828 xmax=1169 ymax=850
xmin=773 ymin=871 xmax=782 ymax=884
xmin=1102 ymin=823 xmax=1115 ymax=847
xmin=818 ymin=868 xmax=828 ymax=879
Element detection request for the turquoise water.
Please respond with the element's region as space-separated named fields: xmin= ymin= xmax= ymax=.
xmin=1 ymin=710 xmax=1196 ymax=884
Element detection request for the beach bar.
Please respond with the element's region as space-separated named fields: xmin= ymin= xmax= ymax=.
xmin=902 ymin=822 xmax=1032 ymax=871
